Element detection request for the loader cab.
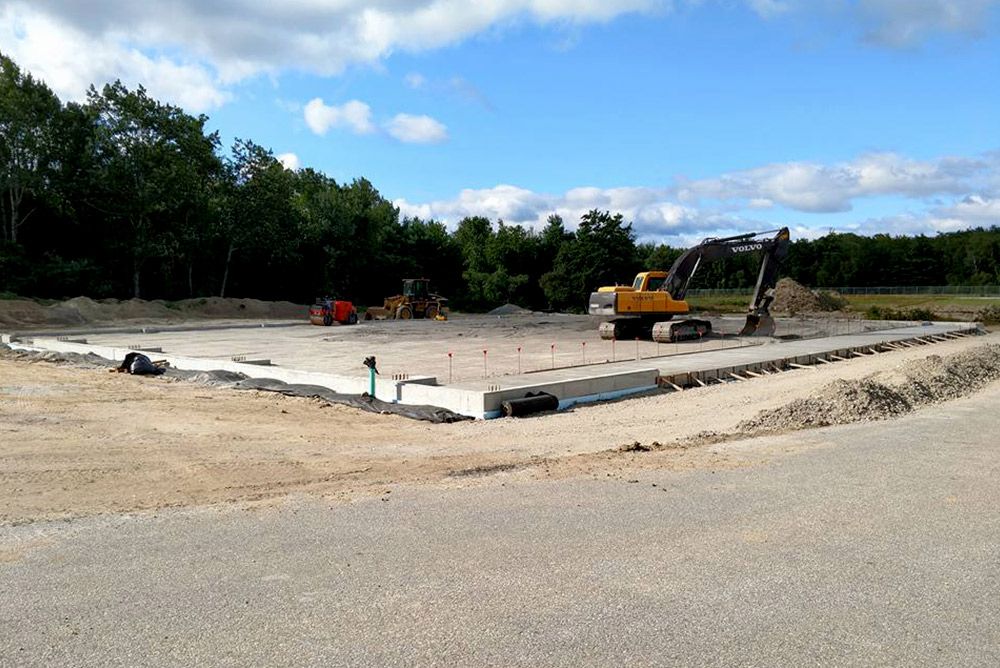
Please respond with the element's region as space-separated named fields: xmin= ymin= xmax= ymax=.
xmin=403 ymin=278 xmax=430 ymax=300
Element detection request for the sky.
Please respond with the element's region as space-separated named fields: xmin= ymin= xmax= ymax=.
xmin=1 ymin=0 xmax=998 ymax=245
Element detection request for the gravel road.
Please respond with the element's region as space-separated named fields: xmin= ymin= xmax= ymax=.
xmin=3 ymin=383 xmax=999 ymax=666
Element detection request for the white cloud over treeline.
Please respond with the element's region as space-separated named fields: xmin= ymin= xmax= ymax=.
xmin=395 ymin=150 xmax=1000 ymax=245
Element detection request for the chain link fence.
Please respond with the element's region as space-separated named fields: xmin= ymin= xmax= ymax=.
xmin=687 ymin=286 xmax=1000 ymax=297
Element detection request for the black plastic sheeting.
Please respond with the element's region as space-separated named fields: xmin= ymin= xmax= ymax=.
xmin=501 ymin=391 xmax=559 ymax=417
xmin=234 ymin=378 xmax=472 ymax=423
xmin=0 ymin=344 xmax=470 ymax=423
xmin=119 ymin=352 xmax=165 ymax=375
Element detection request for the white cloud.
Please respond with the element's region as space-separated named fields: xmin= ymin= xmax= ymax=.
xmin=0 ymin=0 xmax=659 ymax=109
xmin=395 ymin=183 xmax=724 ymax=243
xmin=302 ymin=99 xmax=447 ymax=144
xmin=678 ymin=152 xmax=989 ymax=213
xmin=747 ymin=0 xmax=1000 ymax=47
xmin=857 ymin=0 xmax=1000 ymax=47
xmin=746 ymin=0 xmax=790 ymax=19
xmin=303 ymin=98 xmax=375 ymax=136
xmin=0 ymin=4 xmax=229 ymax=111
xmin=385 ymin=113 xmax=449 ymax=144
xmin=4 ymin=0 xmax=994 ymax=113
xmin=395 ymin=150 xmax=1000 ymax=243
xmin=276 ymin=152 xmax=300 ymax=170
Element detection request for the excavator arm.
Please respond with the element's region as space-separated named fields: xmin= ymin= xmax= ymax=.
xmin=660 ymin=227 xmax=790 ymax=336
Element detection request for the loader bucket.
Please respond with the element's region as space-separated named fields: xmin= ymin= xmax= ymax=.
xmin=740 ymin=313 xmax=776 ymax=337
xmin=363 ymin=307 xmax=392 ymax=321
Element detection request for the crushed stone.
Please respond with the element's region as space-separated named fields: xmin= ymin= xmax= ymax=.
xmin=739 ymin=343 xmax=1000 ymax=433
xmin=487 ymin=303 xmax=532 ymax=316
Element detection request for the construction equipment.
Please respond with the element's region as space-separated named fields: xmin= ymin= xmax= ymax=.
xmin=588 ymin=228 xmax=790 ymax=342
xmin=309 ymin=297 xmax=358 ymax=326
xmin=363 ymin=278 xmax=448 ymax=321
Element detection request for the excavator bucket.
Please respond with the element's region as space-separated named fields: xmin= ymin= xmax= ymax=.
xmin=740 ymin=313 xmax=776 ymax=337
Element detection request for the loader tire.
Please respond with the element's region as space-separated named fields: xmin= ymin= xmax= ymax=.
xmin=397 ymin=306 xmax=413 ymax=320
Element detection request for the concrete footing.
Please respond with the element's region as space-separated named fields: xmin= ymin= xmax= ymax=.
xmin=4 ymin=321 xmax=982 ymax=419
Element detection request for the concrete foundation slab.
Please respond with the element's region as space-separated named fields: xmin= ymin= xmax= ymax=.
xmin=3 ymin=318 xmax=981 ymax=419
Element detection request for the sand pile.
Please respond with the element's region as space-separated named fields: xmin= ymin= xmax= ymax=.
xmin=771 ymin=278 xmax=821 ymax=313
xmin=739 ymin=343 xmax=1000 ymax=433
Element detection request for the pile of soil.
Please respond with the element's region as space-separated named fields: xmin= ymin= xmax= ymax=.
xmin=0 ymin=296 xmax=306 ymax=329
xmin=487 ymin=303 xmax=532 ymax=316
xmin=738 ymin=343 xmax=1000 ymax=433
xmin=771 ymin=278 xmax=821 ymax=313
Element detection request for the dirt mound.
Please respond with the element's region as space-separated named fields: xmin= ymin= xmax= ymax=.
xmin=0 ymin=299 xmax=61 ymax=327
xmin=739 ymin=343 xmax=1000 ymax=433
xmin=488 ymin=303 xmax=532 ymax=316
xmin=169 ymin=297 xmax=304 ymax=319
xmin=771 ymin=278 xmax=821 ymax=313
xmin=0 ymin=296 xmax=306 ymax=329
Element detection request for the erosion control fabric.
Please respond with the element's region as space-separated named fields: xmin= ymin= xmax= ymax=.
xmin=0 ymin=344 xmax=470 ymax=423
xmin=234 ymin=378 xmax=471 ymax=423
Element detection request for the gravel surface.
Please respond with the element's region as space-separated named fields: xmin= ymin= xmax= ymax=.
xmin=3 ymin=385 xmax=1000 ymax=666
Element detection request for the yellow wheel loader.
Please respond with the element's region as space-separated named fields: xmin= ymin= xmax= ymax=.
xmin=363 ymin=278 xmax=448 ymax=321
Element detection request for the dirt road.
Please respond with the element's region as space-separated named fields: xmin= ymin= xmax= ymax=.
xmin=2 ymin=332 xmax=998 ymax=525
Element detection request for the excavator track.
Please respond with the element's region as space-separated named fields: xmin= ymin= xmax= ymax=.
xmin=651 ymin=319 xmax=712 ymax=343
xmin=598 ymin=318 xmax=655 ymax=341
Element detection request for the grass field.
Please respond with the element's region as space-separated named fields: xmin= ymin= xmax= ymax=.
xmin=688 ymin=293 xmax=1000 ymax=324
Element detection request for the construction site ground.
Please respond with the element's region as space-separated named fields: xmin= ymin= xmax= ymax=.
xmin=1 ymin=323 xmax=996 ymax=525
xmin=3 ymin=307 xmax=1000 ymax=665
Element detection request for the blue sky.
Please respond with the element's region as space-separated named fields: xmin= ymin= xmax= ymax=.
xmin=2 ymin=0 xmax=998 ymax=244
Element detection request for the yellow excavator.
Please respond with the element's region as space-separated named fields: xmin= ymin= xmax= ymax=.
xmin=588 ymin=228 xmax=790 ymax=342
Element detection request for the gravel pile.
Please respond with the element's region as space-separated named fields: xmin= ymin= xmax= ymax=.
xmin=771 ymin=278 xmax=821 ymax=313
xmin=487 ymin=303 xmax=532 ymax=316
xmin=739 ymin=343 xmax=1000 ymax=433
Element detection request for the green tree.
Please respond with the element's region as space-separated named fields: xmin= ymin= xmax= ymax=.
xmin=541 ymin=210 xmax=638 ymax=311
xmin=0 ymin=53 xmax=62 ymax=244
xmin=88 ymin=81 xmax=219 ymax=297
xmin=217 ymin=139 xmax=297 ymax=297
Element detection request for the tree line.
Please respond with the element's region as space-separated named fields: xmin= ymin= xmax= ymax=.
xmin=2 ymin=53 xmax=999 ymax=312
